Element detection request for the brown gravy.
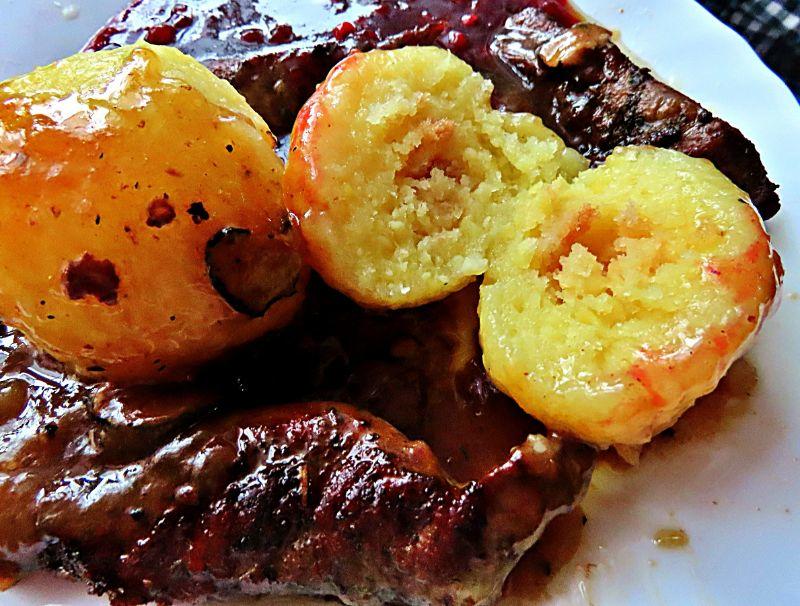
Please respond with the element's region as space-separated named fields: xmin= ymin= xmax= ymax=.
xmin=502 ymin=507 xmax=587 ymax=603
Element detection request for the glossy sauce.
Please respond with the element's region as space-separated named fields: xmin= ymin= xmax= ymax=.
xmin=2 ymin=6 xmax=595 ymax=571
xmin=502 ymin=507 xmax=587 ymax=602
xmin=0 ymin=295 xmax=597 ymax=604
xmin=597 ymin=357 xmax=760 ymax=471
xmin=86 ymin=0 xmax=580 ymax=58
xmin=0 ymin=561 xmax=18 ymax=591
xmin=653 ymin=528 xmax=690 ymax=549
xmin=82 ymin=0 xmax=781 ymax=223
xmin=665 ymin=358 xmax=757 ymax=443
xmin=0 ymin=4 xmax=573 ymax=601
xmin=84 ymin=0 xmax=580 ymax=146
xmin=2 ymin=1 xmax=778 ymax=603
xmin=201 ymin=280 xmax=547 ymax=483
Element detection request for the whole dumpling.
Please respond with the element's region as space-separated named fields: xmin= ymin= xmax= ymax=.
xmin=0 ymin=43 xmax=305 ymax=383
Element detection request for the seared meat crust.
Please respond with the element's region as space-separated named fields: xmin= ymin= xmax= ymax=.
xmin=492 ymin=9 xmax=780 ymax=218
xmin=85 ymin=0 xmax=779 ymax=217
xmin=0 ymin=322 xmax=593 ymax=606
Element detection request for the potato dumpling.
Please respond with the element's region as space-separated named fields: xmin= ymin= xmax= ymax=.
xmin=0 ymin=43 xmax=304 ymax=383
xmin=284 ymin=46 xmax=586 ymax=309
xmin=479 ymin=147 xmax=781 ymax=447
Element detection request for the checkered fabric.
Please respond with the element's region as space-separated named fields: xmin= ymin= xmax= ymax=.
xmin=698 ymin=0 xmax=800 ymax=96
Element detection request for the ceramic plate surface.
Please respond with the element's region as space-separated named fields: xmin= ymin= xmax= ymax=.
xmin=0 ymin=1 xmax=798 ymax=604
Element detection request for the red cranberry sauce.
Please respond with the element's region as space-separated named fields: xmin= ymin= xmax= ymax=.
xmin=85 ymin=0 xmax=578 ymax=61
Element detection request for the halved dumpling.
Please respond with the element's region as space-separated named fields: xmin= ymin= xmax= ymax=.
xmin=284 ymin=46 xmax=586 ymax=308
xmin=479 ymin=146 xmax=781 ymax=447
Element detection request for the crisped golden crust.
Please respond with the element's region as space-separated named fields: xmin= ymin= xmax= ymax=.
xmin=0 ymin=44 xmax=303 ymax=382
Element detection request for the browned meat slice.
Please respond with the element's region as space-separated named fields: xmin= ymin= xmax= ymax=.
xmin=213 ymin=281 xmax=548 ymax=484
xmin=84 ymin=0 xmax=779 ymax=218
xmin=0 ymin=323 xmax=593 ymax=606
xmin=0 ymin=282 xmax=595 ymax=604
xmin=492 ymin=10 xmax=780 ymax=218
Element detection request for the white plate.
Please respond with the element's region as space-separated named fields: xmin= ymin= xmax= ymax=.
xmin=0 ymin=1 xmax=799 ymax=605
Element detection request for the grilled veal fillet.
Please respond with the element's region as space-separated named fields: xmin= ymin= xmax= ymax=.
xmin=0 ymin=291 xmax=594 ymax=605
xmin=85 ymin=0 xmax=780 ymax=218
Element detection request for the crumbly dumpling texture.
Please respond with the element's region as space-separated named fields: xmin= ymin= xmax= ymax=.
xmin=285 ymin=46 xmax=586 ymax=308
xmin=0 ymin=43 xmax=304 ymax=383
xmin=480 ymin=147 xmax=781 ymax=446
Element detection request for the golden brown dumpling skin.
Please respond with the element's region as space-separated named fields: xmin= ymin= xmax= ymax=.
xmin=0 ymin=43 xmax=304 ymax=383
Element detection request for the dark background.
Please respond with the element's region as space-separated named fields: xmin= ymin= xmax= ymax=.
xmin=699 ymin=0 xmax=799 ymax=96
